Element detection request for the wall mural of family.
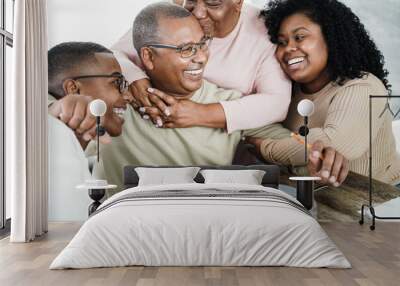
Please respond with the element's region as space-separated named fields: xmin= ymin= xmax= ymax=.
xmin=47 ymin=0 xmax=400 ymax=222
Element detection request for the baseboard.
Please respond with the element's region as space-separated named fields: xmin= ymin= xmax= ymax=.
xmin=0 ymin=218 xmax=11 ymax=239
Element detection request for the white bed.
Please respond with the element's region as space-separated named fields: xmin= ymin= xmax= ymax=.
xmin=50 ymin=183 xmax=350 ymax=269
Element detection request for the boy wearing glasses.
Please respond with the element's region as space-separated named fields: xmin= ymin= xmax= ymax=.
xmin=48 ymin=42 xmax=132 ymax=148
xmin=47 ymin=42 xmax=132 ymax=220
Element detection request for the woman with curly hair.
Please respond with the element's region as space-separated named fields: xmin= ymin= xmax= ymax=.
xmin=248 ymin=0 xmax=400 ymax=186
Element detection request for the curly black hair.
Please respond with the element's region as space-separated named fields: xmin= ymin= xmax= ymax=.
xmin=260 ymin=0 xmax=391 ymax=92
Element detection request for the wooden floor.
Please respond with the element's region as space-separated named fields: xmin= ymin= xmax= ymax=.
xmin=0 ymin=221 xmax=399 ymax=286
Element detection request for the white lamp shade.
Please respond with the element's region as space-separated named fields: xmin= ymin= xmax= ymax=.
xmin=89 ymin=99 xmax=107 ymax=117
xmin=297 ymin=99 xmax=315 ymax=117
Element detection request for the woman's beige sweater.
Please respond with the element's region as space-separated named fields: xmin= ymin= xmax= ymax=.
xmin=260 ymin=73 xmax=400 ymax=185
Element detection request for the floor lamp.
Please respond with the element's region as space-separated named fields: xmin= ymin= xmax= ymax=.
xmin=290 ymin=99 xmax=321 ymax=210
xmin=359 ymin=95 xmax=400 ymax=230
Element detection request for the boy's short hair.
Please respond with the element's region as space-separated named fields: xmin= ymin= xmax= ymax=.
xmin=48 ymin=41 xmax=112 ymax=98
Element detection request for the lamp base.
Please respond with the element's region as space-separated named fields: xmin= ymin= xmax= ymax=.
xmin=289 ymin=176 xmax=321 ymax=210
xmin=76 ymin=180 xmax=117 ymax=217
xmin=88 ymin=188 xmax=105 ymax=216
xmin=296 ymin=180 xmax=314 ymax=210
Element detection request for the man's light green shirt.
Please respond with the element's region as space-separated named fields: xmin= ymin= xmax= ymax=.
xmin=93 ymin=80 xmax=289 ymax=194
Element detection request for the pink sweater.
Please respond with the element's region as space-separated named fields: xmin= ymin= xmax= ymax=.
xmin=111 ymin=4 xmax=291 ymax=133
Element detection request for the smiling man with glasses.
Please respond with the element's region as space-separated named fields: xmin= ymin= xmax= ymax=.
xmin=134 ymin=11 xmax=210 ymax=100
xmin=112 ymin=0 xmax=291 ymax=133
xmin=95 ymin=2 xmax=241 ymax=192
xmin=48 ymin=42 xmax=133 ymax=145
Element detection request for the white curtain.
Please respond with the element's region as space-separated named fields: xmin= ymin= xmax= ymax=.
xmin=7 ymin=0 xmax=48 ymax=242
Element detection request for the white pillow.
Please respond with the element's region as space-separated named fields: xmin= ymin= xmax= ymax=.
xmin=135 ymin=167 xmax=201 ymax=186
xmin=200 ymin=169 xmax=266 ymax=185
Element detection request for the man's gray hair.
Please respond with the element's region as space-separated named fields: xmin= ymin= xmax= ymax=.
xmin=132 ymin=2 xmax=192 ymax=53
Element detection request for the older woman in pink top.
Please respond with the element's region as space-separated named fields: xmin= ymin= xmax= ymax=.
xmin=112 ymin=0 xmax=291 ymax=133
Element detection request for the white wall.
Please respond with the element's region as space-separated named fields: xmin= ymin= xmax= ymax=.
xmin=48 ymin=0 xmax=160 ymax=49
xmin=341 ymin=0 xmax=400 ymax=100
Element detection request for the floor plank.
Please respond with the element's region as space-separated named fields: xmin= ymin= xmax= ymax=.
xmin=0 ymin=222 xmax=399 ymax=286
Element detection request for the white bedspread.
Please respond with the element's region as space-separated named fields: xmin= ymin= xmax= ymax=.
xmin=50 ymin=183 xmax=350 ymax=269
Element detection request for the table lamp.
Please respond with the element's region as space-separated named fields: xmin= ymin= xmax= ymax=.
xmin=290 ymin=99 xmax=319 ymax=211
xmin=77 ymin=99 xmax=116 ymax=216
